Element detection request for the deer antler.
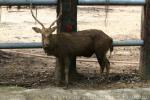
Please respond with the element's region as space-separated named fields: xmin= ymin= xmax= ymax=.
xmin=30 ymin=4 xmax=45 ymax=29
xmin=49 ymin=5 xmax=62 ymax=28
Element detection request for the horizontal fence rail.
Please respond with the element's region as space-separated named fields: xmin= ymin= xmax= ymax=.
xmin=113 ymin=40 xmax=144 ymax=46
xmin=79 ymin=0 xmax=145 ymax=5
xmin=0 ymin=40 xmax=144 ymax=49
xmin=0 ymin=0 xmax=145 ymax=6
xmin=0 ymin=42 xmax=43 ymax=49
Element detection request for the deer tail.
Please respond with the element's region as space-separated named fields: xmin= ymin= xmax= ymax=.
xmin=109 ymin=41 xmax=113 ymax=58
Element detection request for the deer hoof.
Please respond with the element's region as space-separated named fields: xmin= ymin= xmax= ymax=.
xmin=63 ymin=84 xmax=69 ymax=90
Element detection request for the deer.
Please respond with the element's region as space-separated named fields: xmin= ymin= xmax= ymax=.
xmin=30 ymin=6 xmax=113 ymax=88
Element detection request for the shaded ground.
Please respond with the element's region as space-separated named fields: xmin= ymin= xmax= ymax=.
xmin=0 ymin=6 xmax=149 ymax=90
xmin=0 ymin=47 xmax=145 ymax=90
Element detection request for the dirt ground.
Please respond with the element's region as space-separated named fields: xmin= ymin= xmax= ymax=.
xmin=0 ymin=6 xmax=149 ymax=90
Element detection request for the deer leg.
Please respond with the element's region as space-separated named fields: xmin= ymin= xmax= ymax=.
xmin=55 ymin=57 xmax=65 ymax=86
xmin=104 ymin=57 xmax=110 ymax=82
xmin=95 ymin=52 xmax=110 ymax=82
xmin=95 ymin=53 xmax=105 ymax=74
xmin=64 ymin=57 xmax=70 ymax=89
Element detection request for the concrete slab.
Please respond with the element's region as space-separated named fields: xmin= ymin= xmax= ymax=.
xmin=0 ymin=86 xmax=150 ymax=100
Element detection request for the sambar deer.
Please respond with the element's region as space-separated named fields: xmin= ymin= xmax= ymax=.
xmin=30 ymin=6 xmax=113 ymax=87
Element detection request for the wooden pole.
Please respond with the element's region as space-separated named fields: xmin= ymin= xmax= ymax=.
xmin=140 ymin=0 xmax=150 ymax=79
xmin=56 ymin=0 xmax=77 ymax=84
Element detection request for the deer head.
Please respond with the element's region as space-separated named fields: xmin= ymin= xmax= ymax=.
xmin=30 ymin=5 xmax=62 ymax=47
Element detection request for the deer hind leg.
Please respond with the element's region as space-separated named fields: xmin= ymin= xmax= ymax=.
xmin=95 ymin=52 xmax=110 ymax=81
xmin=104 ymin=57 xmax=110 ymax=81
xmin=95 ymin=53 xmax=105 ymax=74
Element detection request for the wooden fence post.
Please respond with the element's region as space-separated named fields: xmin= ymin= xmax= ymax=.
xmin=55 ymin=0 xmax=77 ymax=84
xmin=140 ymin=0 xmax=150 ymax=79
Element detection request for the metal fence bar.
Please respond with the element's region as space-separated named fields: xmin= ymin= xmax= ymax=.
xmin=113 ymin=40 xmax=144 ymax=46
xmin=0 ymin=40 xmax=144 ymax=49
xmin=0 ymin=0 xmax=145 ymax=6
xmin=79 ymin=0 xmax=145 ymax=5
xmin=0 ymin=42 xmax=42 ymax=49
xmin=0 ymin=0 xmax=56 ymax=6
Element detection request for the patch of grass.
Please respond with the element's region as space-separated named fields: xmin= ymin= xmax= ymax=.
xmin=0 ymin=85 xmax=25 ymax=92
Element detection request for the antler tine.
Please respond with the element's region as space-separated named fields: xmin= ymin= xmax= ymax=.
xmin=30 ymin=4 xmax=45 ymax=29
xmin=49 ymin=5 xmax=62 ymax=28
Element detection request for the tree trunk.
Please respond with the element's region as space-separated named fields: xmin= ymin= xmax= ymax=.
xmin=55 ymin=0 xmax=78 ymax=84
xmin=140 ymin=0 xmax=150 ymax=79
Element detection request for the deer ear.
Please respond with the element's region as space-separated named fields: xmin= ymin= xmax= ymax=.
xmin=32 ymin=27 xmax=42 ymax=33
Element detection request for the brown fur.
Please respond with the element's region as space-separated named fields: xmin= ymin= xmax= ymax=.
xmin=31 ymin=11 xmax=113 ymax=87
xmin=39 ymin=29 xmax=113 ymax=86
xmin=31 ymin=4 xmax=113 ymax=87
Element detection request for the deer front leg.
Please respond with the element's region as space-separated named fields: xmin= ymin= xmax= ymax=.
xmin=55 ymin=57 xmax=65 ymax=86
xmin=64 ymin=56 xmax=70 ymax=89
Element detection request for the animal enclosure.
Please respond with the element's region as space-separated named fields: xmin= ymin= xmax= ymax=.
xmin=2 ymin=0 xmax=149 ymax=88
